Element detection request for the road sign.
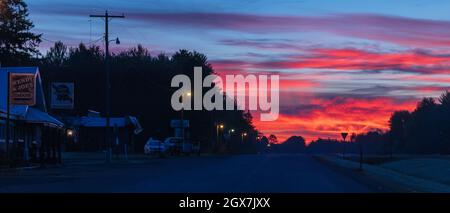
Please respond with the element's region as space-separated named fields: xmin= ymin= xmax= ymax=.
xmin=341 ymin=132 xmax=348 ymax=141
xmin=51 ymin=82 xmax=74 ymax=109
xmin=9 ymin=73 xmax=36 ymax=106
xmin=170 ymin=119 xmax=189 ymax=128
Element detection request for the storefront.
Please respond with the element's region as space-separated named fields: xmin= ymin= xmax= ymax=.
xmin=1 ymin=67 xmax=64 ymax=166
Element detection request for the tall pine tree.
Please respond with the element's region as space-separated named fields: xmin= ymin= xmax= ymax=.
xmin=0 ymin=0 xmax=41 ymax=66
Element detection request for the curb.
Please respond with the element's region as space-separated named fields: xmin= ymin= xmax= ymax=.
xmin=0 ymin=165 xmax=41 ymax=173
xmin=315 ymin=155 xmax=450 ymax=193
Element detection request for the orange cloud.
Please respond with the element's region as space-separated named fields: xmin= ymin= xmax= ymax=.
xmin=253 ymin=97 xmax=418 ymax=143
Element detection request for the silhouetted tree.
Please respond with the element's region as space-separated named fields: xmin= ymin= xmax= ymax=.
xmin=354 ymin=129 xmax=389 ymax=155
xmin=270 ymin=136 xmax=306 ymax=153
xmin=0 ymin=0 xmax=41 ymax=66
xmin=405 ymin=97 xmax=440 ymax=153
xmin=45 ymin=41 xmax=67 ymax=67
xmin=307 ymin=138 xmax=341 ymax=154
xmin=438 ymin=91 xmax=450 ymax=153
xmin=389 ymin=110 xmax=410 ymax=152
xmin=268 ymin=134 xmax=278 ymax=144
xmin=386 ymin=93 xmax=450 ymax=154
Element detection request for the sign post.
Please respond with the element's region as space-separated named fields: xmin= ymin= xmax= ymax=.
xmin=341 ymin=132 xmax=348 ymax=159
xmin=353 ymin=133 xmax=363 ymax=171
xmin=7 ymin=73 xmax=36 ymax=167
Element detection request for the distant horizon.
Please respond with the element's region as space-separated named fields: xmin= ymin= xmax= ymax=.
xmin=26 ymin=0 xmax=450 ymax=142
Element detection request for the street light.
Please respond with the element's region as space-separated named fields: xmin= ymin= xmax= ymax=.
xmin=228 ymin=129 xmax=235 ymax=142
xmin=216 ymin=123 xmax=224 ymax=146
xmin=241 ymin=132 xmax=247 ymax=142
xmin=67 ymin=129 xmax=74 ymax=137
xmin=181 ymin=91 xmax=191 ymax=148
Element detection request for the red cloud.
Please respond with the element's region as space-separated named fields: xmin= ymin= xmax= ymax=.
xmin=212 ymin=48 xmax=450 ymax=74
xmin=253 ymin=97 xmax=418 ymax=143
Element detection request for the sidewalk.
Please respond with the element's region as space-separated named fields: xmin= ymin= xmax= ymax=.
xmin=316 ymin=154 xmax=450 ymax=193
xmin=0 ymin=152 xmax=150 ymax=173
xmin=1 ymin=152 xmax=211 ymax=173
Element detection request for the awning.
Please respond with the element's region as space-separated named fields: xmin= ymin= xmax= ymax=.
xmin=66 ymin=116 xmax=143 ymax=135
xmin=23 ymin=107 xmax=64 ymax=128
xmin=0 ymin=107 xmax=64 ymax=128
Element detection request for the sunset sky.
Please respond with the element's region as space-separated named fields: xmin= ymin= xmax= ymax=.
xmin=28 ymin=0 xmax=450 ymax=142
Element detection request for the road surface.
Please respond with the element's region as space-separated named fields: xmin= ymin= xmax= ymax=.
xmin=0 ymin=154 xmax=372 ymax=192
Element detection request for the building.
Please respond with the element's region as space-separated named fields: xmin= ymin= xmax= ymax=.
xmin=0 ymin=67 xmax=64 ymax=166
xmin=62 ymin=111 xmax=143 ymax=155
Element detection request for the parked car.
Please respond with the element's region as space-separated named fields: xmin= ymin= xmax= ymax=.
xmin=163 ymin=137 xmax=200 ymax=156
xmin=163 ymin=137 xmax=183 ymax=155
xmin=144 ymin=138 xmax=166 ymax=156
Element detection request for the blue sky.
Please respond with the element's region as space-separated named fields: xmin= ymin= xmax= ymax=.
xmin=28 ymin=0 xmax=450 ymax=54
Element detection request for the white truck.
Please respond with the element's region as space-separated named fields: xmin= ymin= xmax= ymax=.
xmin=163 ymin=137 xmax=200 ymax=156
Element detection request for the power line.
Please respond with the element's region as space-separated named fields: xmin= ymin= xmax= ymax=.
xmin=41 ymin=37 xmax=58 ymax=43
xmin=41 ymin=35 xmax=104 ymax=46
xmin=86 ymin=36 xmax=104 ymax=45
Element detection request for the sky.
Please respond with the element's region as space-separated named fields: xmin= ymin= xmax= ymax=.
xmin=27 ymin=0 xmax=450 ymax=142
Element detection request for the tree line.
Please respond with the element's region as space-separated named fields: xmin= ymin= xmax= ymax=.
xmin=305 ymin=91 xmax=450 ymax=155
xmin=39 ymin=43 xmax=261 ymax=153
xmin=39 ymin=42 xmax=264 ymax=152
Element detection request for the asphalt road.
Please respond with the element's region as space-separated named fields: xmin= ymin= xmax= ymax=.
xmin=0 ymin=154 xmax=372 ymax=192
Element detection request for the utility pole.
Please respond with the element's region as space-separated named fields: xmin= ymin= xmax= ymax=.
xmin=90 ymin=11 xmax=124 ymax=163
xmin=181 ymin=95 xmax=184 ymax=150
xmin=5 ymin=70 xmax=10 ymax=165
xmin=180 ymin=92 xmax=190 ymax=152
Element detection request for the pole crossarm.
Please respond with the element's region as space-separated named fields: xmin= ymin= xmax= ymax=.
xmin=89 ymin=14 xmax=125 ymax=18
